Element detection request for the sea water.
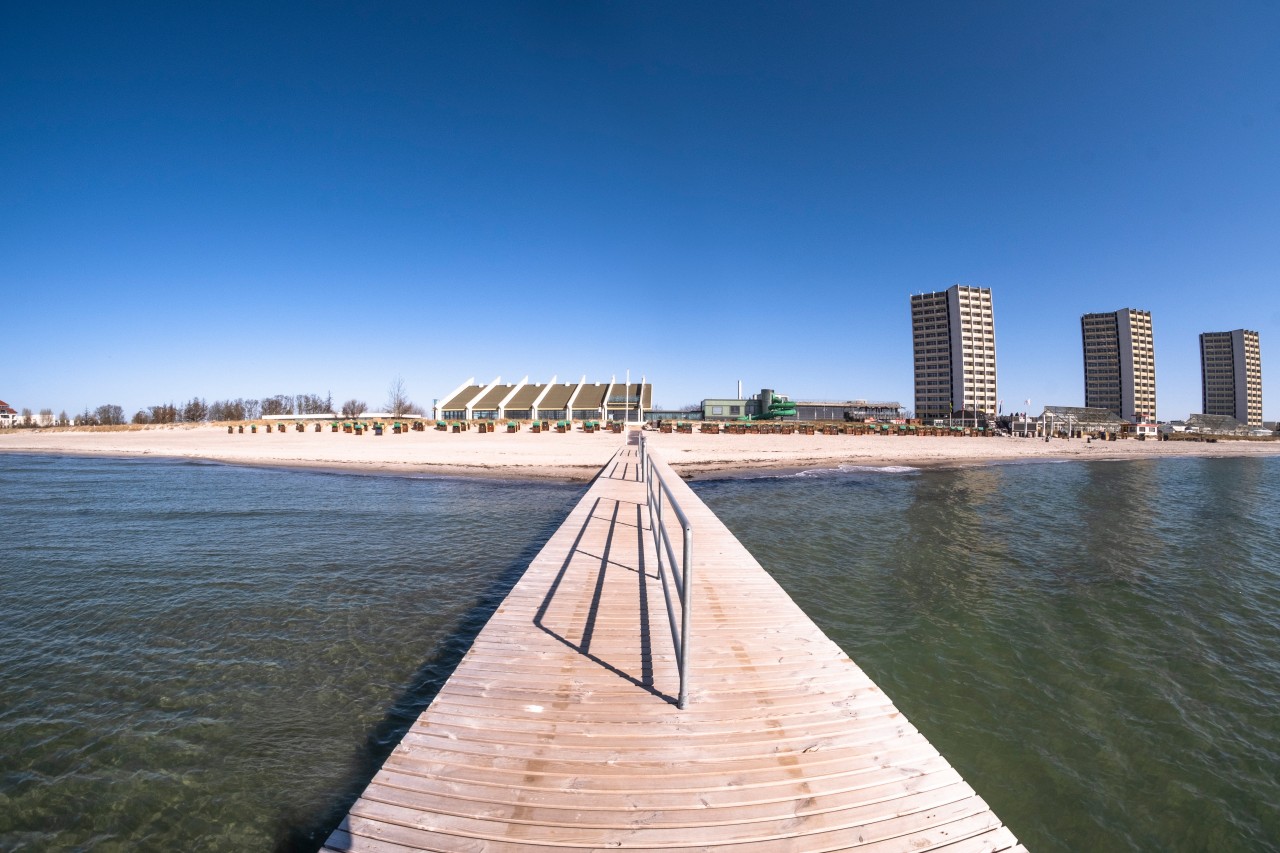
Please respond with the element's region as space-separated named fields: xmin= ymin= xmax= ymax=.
xmin=1 ymin=452 xmax=1278 ymax=851
xmin=0 ymin=454 xmax=580 ymax=851
xmin=693 ymin=456 xmax=1280 ymax=852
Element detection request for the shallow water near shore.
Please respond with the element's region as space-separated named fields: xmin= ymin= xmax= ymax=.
xmin=694 ymin=455 xmax=1280 ymax=852
xmin=2 ymin=453 xmax=1278 ymax=851
xmin=0 ymin=454 xmax=581 ymax=851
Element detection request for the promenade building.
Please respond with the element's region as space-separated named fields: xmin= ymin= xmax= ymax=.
xmin=910 ymin=285 xmax=997 ymax=422
xmin=1200 ymin=329 xmax=1262 ymax=427
xmin=1081 ymin=308 xmax=1156 ymax=422
xmin=700 ymin=393 xmax=904 ymax=422
xmin=435 ymin=376 xmax=651 ymax=422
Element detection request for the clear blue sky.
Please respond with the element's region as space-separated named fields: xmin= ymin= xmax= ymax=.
xmin=3 ymin=2 xmax=1278 ymax=420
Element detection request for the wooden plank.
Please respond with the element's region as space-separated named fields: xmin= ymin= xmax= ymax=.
xmin=359 ymin=757 xmax=962 ymax=816
xmin=323 ymin=440 xmax=1024 ymax=851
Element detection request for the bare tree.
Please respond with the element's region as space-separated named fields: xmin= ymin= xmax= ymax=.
xmin=295 ymin=393 xmax=332 ymax=415
xmin=57 ymin=410 xmax=69 ymax=426
xmin=209 ymin=398 xmax=250 ymax=421
xmin=261 ymin=395 xmax=287 ymax=416
xmin=181 ymin=398 xmax=209 ymax=422
xmin=132 ymin=409 xmax=151 ymax=425
xmin=261 ymin=394 xmax=294 ymax=417
xmin=95 ymin=404 xmax=125 ymax=426
xmin=385 ymin=377 xmax=416 ymax=417
xmin=148 ymin=403 xmax=178 ymax=424
xmin=341 ymin=399 xmax=367 ymax=418
xmin=20 ymin=408 xmax=32 ymax=427
xmin=39 ymin=408 xmax=53 ymax=426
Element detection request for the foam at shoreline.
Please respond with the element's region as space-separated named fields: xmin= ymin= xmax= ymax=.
xmin=2 ymin=424 xmax=1278 ymax=481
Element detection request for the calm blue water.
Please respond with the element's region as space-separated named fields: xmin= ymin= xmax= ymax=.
xmin=0 ymin=454 xmax=580 ymax=851
xmin=692 ymin=456 xmax=1280 ymax=852
xmin=2 ymin=452 xmax=1278 ymax=851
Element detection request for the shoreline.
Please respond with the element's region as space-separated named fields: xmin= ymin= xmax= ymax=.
xmin=0 ymin=445 xmax=600 ymax=484
xmin=3 ymin=423 xmax=1280 ymax=481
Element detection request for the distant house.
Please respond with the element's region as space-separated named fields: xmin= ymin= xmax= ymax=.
xmin=0 ymin=400 xmax=18 ymax=428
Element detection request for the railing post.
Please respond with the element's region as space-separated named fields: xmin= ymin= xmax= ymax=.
xmin=657 ymin=488 xmax=664 ymax=574
xmin=678 ymin=522 xmax=692 ymax=709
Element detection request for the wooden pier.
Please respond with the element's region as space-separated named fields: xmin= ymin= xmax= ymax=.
xmin=324 ymin=437 xmax=1024 ymax=852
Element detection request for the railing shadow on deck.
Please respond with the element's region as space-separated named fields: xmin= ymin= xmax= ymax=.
xmin=604 ymin=436 xmax=643 ymax=480
xmin=271 ymin=499 xmax=581 ymax=853
xmin=532 ymin=491 xmax=671 ymax=704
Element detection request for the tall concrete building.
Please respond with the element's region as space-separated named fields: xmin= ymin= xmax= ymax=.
xmin=1200 ymin=329 xmax=1262 ymax=427
xmin=1081 ymin=308 xmax=1156 ymax=423
xmin=910 ymin=285 xmax=997 ymax=422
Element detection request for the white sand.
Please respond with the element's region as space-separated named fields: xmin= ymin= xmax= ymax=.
xmin=2 ymin=423 xmax=1278 ymax=480
xmin=645 ymin=430 xmax=1280 ymax=476
xmin=0 ymin=424 xmax=625 ymax=480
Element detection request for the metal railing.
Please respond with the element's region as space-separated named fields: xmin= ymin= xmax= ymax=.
xmin=639 ymin=434 xmax=693 ymax=709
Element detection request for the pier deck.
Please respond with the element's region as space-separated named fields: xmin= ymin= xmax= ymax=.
xmin=324 ymin=438 xmax=1024 ymax=852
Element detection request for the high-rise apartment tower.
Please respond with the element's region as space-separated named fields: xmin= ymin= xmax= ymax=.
xmin=1200 ymin=329 xmax=1262 ymax=427
xmin=910 ymin=285 xmax=997 ymax=422
xmin=1081 ymin=308 xmax=1156 ymax=422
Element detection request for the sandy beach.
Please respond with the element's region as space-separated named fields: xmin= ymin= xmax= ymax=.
xmin=2 ymin=423 xmax=1279 ymax=480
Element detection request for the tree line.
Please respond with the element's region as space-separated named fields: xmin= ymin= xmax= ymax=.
xmin=125 ymin=393 xmax=336 ymax=425
xmin=8 ymin=379 xmax=427 ymax=428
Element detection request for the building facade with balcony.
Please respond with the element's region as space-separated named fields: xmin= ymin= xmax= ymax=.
xmin=911 ymin=285 xmax=997 ymax=422
xmin=1082 ymin=308 xmax=1156 ymax=423
xmin=1200 ymin=329 xmax=1262 ymax=428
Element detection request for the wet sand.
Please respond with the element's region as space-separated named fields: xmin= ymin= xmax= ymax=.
xmin=2 ymin=423 xmax=1278 ymax=480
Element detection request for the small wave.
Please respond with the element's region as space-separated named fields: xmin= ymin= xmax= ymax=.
xmin=791 ymin=464 xmax=921 ymax=478
xmin=702 ymin=464 xmax=922 ymax=482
